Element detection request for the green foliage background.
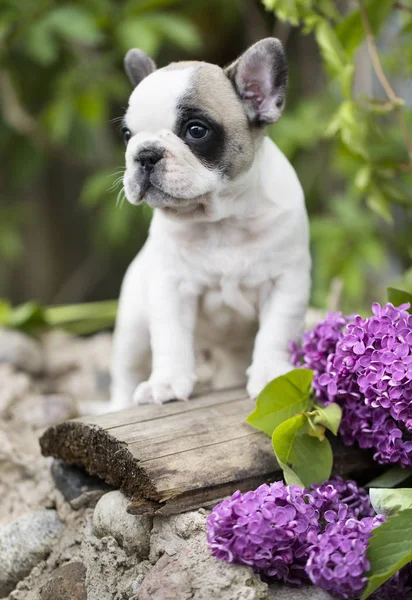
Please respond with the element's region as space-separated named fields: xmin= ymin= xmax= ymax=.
xmin=1 ymin=0 xmax=411 ymax=314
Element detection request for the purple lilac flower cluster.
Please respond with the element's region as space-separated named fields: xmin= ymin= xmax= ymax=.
xmin=309 ymin=476 xmax=374 ymax=520
xmin=306 ymin=514 xmax=386 ymax=599
xmin=290 ymin=312 xmax=353 ymax=403
xmin=292 ymin=303 xmax=412 ymax=468
xmin=206 ymin=478 xmax=375 ymax=588
xmin=206 ymin=482 xmax=319 ymax=584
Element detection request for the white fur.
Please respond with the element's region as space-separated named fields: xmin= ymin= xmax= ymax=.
xmin=110 ymin=124 xmax=311 ymax=408
xmin=109 ymin=59 xmax=311 ymax=408
xmin=124 ymin=67 xmax=220 ymax=207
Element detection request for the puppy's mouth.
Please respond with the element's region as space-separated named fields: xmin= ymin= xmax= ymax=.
xmin=139 ymin=180 xmax=207 ymax=215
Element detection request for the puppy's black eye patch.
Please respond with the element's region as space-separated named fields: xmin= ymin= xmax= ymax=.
xmin=176 ymin=105 xmax=226 ymax=171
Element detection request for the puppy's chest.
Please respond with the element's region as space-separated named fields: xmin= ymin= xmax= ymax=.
xmin=179 ymin=228 xmax=280 ymax=287
xmin=181 ymin=240 xmax=277 ymax=319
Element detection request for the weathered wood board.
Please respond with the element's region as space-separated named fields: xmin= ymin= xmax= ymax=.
xmin=40 ymin=387 xmax=376 ymax=515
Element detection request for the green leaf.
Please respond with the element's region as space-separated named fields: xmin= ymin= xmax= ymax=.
xmin=0 ymin=299 xmax=11 ymax=325
xmin=9 ymin=301 xmax=47 ymax=333
xmin=262 ymin=0 xmax=300 ymax=26
xmin=367 ymin=189 xmax=393 ymax=224
xmin=23 ymin=21 xmax=58 ymax=65
xmin=337 ymin=0 xmax=393 ymax=57
xmin=46 ymin=6 xmax=103 ymax=45
xmin=146 ymin=14 xmax=201 ymax=52
xmin=366 ymin=467 xmax=412 ymax=489
xmin=314 ymin=402 xmax=342 ymax=435
xmin=272 ymin=414 xmax=333 ymax=487
xmin=314 ymin=21 xmax=348 ymax=76
xmin=246 ymin=368 xmax=313 ymax=437
xmin=361 ymin=509 xmax=412 ymax=599
xmin=42 ymin=95 xmax=74 ymax=143
xmin=115 ymin=19 xmax=161 ymax=55
xmin=370 ymin=488 xmax=412 ymax=517
xmin=387 ymin=288 xmax=412 ymax=311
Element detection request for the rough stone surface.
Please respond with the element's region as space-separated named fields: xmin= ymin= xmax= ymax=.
xmin=40 ymin=562 xmax=87 ymax=600
xmin=10 ymin=394 xmax=77 ymax=428
xmin=0 ymin=509 xmax=63 ymax=596
xmin=268 ymin=583 xmax=334 ymax=599
xmin=51 ymin=460 xmax=113 ymax=510
xmin=140 ymin=510 xmax=270 ymax=600
xmin=0 ymin=329 xmax=44 ymax=374
xmin=0 ymin=364 xmax=32 ymax=415
xmin=93 ymin=490 xmax=152 ymax=558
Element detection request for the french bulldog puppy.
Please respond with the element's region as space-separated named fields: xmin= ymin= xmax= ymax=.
xmin=110 ymin=38 xmax=311 ymax=409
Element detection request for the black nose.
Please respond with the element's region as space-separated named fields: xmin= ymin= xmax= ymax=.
xmin=136 ymin=148 xmax=163 ymax=173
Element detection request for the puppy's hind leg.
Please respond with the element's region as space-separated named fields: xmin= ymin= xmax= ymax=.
xmin=109 ymin=255 xmax=150 ymax=411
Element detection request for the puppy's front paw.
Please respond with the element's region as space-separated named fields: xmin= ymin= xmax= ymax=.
xmin=133 ymin=373 xmax=197 ymax=405
xmin=247 ymin=360 xmax=294 ymax=399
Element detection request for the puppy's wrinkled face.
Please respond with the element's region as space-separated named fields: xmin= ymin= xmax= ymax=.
xmin=121 ymin=39 xmax=288 ymax=220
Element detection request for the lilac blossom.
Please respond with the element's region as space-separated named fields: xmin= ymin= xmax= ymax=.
xmin=309 ymin=476 xmax=374 ymax=520
xmin=305 ymin=514 xmax=386 ymax=599
xmin=290 ymin=312 xmax=352 ymax=402
xmin=292 ymin=302 xmax=412 ymax=468
xmin=206 ymin=482 xmax=319 ymax=584
xmin=319 ymin=303 xmax=412 ymax=467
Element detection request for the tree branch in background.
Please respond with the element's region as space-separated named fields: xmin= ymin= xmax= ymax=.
xmin=359 ymin=0 xmax=412 ymax=164
xmin=394 ymin=2 xmax=412 ymax=13
xmin=0 ymin=70 xmax=39 ymax=137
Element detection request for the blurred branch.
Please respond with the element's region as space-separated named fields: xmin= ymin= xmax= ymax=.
xmin=0 ymin=70 xmax=39 ymax=137
xmin=394 ymin=2 xmax=412 ymax=13
xmin=359 ymin=0 xmax=412 ymax=163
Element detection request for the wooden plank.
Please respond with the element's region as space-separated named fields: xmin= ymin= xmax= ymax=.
xmin=78 ymin=387 xmax=246 ymax=430
xmin=39 ymin=387 xmax=377 ymax=515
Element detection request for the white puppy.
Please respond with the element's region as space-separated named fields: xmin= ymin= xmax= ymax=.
xmin=110 ymin=38 xmax=311 ymax=409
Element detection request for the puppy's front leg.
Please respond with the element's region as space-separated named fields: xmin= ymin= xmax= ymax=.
xmin=133 ymin=272 xmax=198 ymax=405
xmin=247 ymin=265 xmax=311 ymax=399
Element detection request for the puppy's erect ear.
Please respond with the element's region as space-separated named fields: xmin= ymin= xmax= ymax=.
xmin=124 ymin=48 xmax=156 ymax=87
xmin=224 ymin=38 xmax=287 ymax=126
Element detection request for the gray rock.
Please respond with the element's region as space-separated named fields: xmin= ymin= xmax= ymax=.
xmin=51 ymin=460 xmax=113 ymax=510
xmin=40 ymin=562 xmax=87 ymax=600
xmin=0 ymin=509 xmax=63 ymax=596
xmin=269 ymin=583 xmax=334 ymax=599
xmin=0 ymin=329 xmax=44 ymax=374
xmin=11 ymin=394 xmax=77 ymax=428
xmin=93 ymin=491 xmax=152 ymax=558
xmin=140 ymin=510 xmax=270 ymax=600
xmin=149 ymin=510 xmax=207 ymax=561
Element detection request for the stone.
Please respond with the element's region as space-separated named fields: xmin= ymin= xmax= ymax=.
xmin=10 ymin=394 xmax=78 ymax=428
xmin=139 ymin=510 xmax=270 ymax=600
xmin=0 ymin=328 xmax=44 ymax=374
xmin=268 ymin=583 xmax=334 ymax=599
xmin=93 ymin=491 xmax=152 ymax=558
xmin=0 ymin=364 xmax=32 ymax=415
xmin=51 ymin=460 xmax=113 ymax=510
xmin=0 ymin=509 xmax=63 ymax=596
xmin=40 ymin=562 xmax=87 ymax=600
xmin=149 ymin=510 xmax=208 ymax=561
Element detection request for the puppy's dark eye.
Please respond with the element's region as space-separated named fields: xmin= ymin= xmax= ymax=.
xmin=122 ymin=127 xmax=132 ymax=146
xmin=186 ymin=122 xmax=209 ymax=141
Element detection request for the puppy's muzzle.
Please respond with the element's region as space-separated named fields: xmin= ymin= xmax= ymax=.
xmin=135 ymin=147 xmax=164 ymax=174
